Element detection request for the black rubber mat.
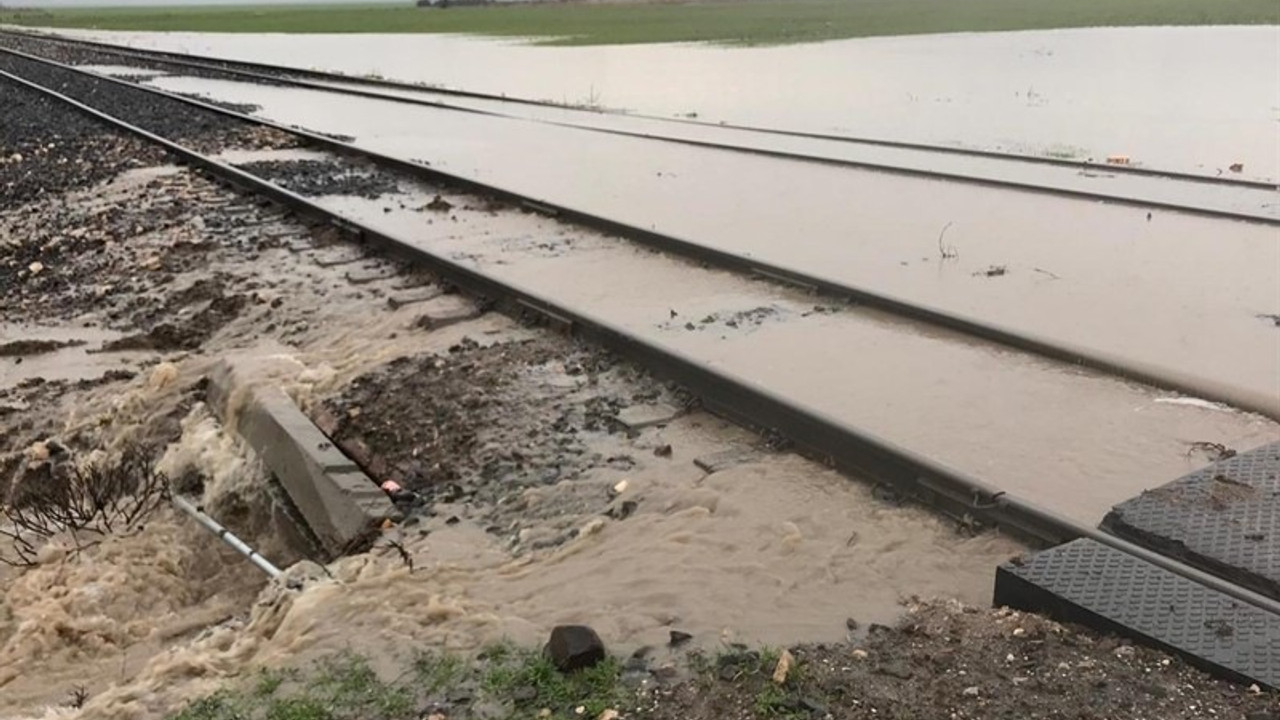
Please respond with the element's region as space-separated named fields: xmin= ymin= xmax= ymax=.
xmin=994 ymin=538 xmax=1280 ymax=689
xmin=1101 ymin=441 xmax=1280 ymax=601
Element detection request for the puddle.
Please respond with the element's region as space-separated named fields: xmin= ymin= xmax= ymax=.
xmin=51 ymin=26 xmax=1280 ymax=181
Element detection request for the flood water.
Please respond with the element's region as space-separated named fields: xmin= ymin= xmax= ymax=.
xmin=48 ymin=26 xmax=1280 ymax=182
xmin=251 ymin=162 xmax=1280 ymax=526
xmin=114 ymin=73 xmax=1280 ymax=413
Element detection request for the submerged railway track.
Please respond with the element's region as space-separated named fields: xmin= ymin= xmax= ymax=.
xmin=1 ymin=38 xmax=1276 ymax=421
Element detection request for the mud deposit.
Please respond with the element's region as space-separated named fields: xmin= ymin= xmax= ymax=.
xmin=642 ymin=601 xmax=1277 ymax=719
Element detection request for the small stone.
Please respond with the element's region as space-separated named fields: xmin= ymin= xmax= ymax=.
xmin=845 ymin=618 xmax=859 ymax=631
xmin=962 ymin=686 xmax=980 ymax=697
xmin=1005 ymin=653 xmax=1015 ymax=663
xmin=27 ymin=261 xmax=43 ymax=276
xmin=538 ymin=711 xmax=551 ymax=719
xmin=1011 ymin=627 xmax=1026 ymax=637
xmin=653 ymin=444 xmax=673 ymax=458
xmin=546 ymin=625 xmax=606 ymax=672
xmin=668 ymin=630 xmax=693 ymax=647
xmin=1247 ymin=684 xmax=1261 ymax=694
xmin=1114 ymin=645 xmax=1135 ymax=659
xmin=597 ymin=711 xmax=620 ymax=720
xmin=851 ymin=649 xmax=869 ymax=660
xmin=611 ymin=479 xmax=629 ymax=496
xmin=574 ymin=707 xmax=586 ymax=716
xmin=772 ymin=648 xmax=794 ymax=684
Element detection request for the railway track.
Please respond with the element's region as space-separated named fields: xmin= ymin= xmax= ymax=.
xmin=2 ymin=30 xmax=1278 ymax=226
xmin=4 ymin=28 xmax=1275 ymax=192
xmin=1 ymin=41 xmax=1276 ymax=422
xmin=3 ymin=35 xmax=1278 ymax=689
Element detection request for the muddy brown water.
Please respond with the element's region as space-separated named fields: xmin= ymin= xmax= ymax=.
xmin=0 ymin=161 xmax=1028 ymax=719
xmin=211 ymin=148 xmax=1280 ymax=525
xmin=46 ymin=26 xmax=1280 ymax=182
xmin=123 ymin=74 xmax=1280 ymax=413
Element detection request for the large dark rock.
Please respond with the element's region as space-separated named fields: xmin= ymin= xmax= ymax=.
xmin=545 ymin=625 xmax=606 ymax=673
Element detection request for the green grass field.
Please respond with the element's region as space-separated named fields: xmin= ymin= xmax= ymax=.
xmin=0 ymin=0 xmax=1275 ymax=46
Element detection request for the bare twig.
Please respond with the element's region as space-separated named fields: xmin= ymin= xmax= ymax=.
xmin=1033 ymin=267 xmax=1061 ymax=280
xmin=383 ymin=539 xmax=414 ymax=573
xmin=1 ymin=443 xmax=169 ymax=567
xmin=937 ymin=221 xmax=958 ymax=260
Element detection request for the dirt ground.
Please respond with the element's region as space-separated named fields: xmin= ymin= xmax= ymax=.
xmin=638 ymin=601 xmax=1277 ymax=720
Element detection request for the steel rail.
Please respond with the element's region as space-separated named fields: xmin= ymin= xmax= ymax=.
xmin=6 ymin=65 xmax=1280 ymax=618
xmin=3 ymin=45 xmax=1274 ymax=423
xmin=4 ymin=28 xmax=1277 ymax=196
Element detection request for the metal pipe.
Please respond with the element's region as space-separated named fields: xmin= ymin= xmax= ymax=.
xmin=171 ymin=494 xmax=281 ymax=578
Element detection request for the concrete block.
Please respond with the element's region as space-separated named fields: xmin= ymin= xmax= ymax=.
xmin=208 ymin=356 xmax=397 ymax=557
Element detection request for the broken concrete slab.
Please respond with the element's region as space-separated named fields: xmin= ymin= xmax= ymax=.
xmin=614 ymin=402 xmax=683 ymax=432
xmin=208 ymin=356 xmax=397 ymax=557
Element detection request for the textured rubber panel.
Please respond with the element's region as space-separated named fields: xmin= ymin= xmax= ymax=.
xmin=994 ymin=538 xmax=1280 ymax=689
xmin=1101 ymin=441 xmax=1280 ymax=601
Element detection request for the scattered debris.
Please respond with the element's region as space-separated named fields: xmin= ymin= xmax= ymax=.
xmin=426 ymin=194 xmax=454 ymax=212
xmin=973 ymin=264 xmax=1009 ymax=278
xmin=1184 ymin=440 xmax=1237 ymax=462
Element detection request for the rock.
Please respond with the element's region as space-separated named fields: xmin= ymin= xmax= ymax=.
xmin=545 ymin=625 xmax=606 ymax=672
xmin=668 ymin=630 xmax=693 ymax=647
xmin=1114 ymin=645 xmax=1135 ymax=659
xmin=597 ymin=711 xmax=620 ymax=720
xmin=962 ymin=686 xmax=980 ymax=697
xmin=845 ymin=618 xmax=859 ymax=631
xmin=27 ymin=261 xmax=43 ymax=276
xmin=851 ymin=649 xmax=869 ymax=660
xmin=772 ymin=648 xmax=794 ymax=685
